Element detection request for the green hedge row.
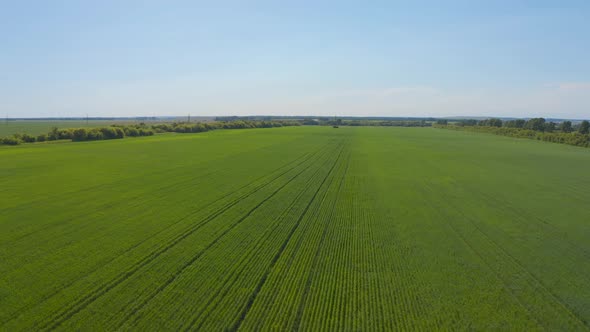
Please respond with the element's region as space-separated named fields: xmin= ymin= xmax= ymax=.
xmin=1 ymin=125 xmax=154 ymax=145
xmin=434 ymin=124 xmax=590 ymax=148
xmin=151 ymin=120 xmax=299 ymax=134
xmin=1 ymin=120 xmax=300 ymax=146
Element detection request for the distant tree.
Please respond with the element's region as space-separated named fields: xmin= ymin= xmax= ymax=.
xmin=302 ymin=119 xmax=319 ymax=125
xmin=21 ymin=133 xmax=36 ymax=143
xmin=72 ymin=128 xmax=89 ymax=141
xmin=477 ymin=118 xmax=502 ymax=127
xmin=87 ymin=129 xmax=104 ymax=140
xmin=559 ymin=121 xmax=573 ymax=133
xmin=543 ymin=122 xmax=556 ymax=133
xmin=48 ymin=127 xmax=60 ymax=140
xmin=124 ymin=127 xmax=140 ymax=137
xmin=100 ymin=127 xmax=125 ymax=139
xmin=505 ymin=119 xmax=526 ymax=128
xmin=504 ymin=120 xmax=516 ymax=128
xmin=2 ymin=137 xmax=22 ymax=145
xmin=579 ymin=120 xmax=590 ymax=134
xmin=139 ymin=128 xmax=155 ymax=136
xmin=436 ymin=119 xmax=448 ymax=125
xmin=459 ymin=119 xmax=477 ymax=126
xmin=525 ymin=118 xmax=546 ymax=131
xmin=488 ymin=118 xmax=503 ymax=127
xmin=58 ymin=129 xmax=74 ymax=140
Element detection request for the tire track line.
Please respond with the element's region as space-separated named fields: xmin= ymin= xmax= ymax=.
xmin=450 ymin=203 xmax=590 ymax=329
xmin=4 ymin=150 xmax=318 ymax=329
xmin=292 ymin=148 xmax=350 ymax=331
xmin=179 ymin=149 xmax=337 ymax=332
xmin=419 ymin=183 xmax=546 ymax=330
xmin=0 ymin=137 xmax=305 ymax=215
xmin=31 ymin=146 xmax=326 ymax=331
xmin=117 ymin=148 xmax=331 ymax=330
xmin=429 ymin=176 xmax=590 ymax=329
xmin=4 ymin=168 xmax=221 ymax=243
xmin=444 ymin=211 xmax=546 ymax=330
xmin=472 ymin=189 xmax=590 ymax=261
xmin=229 ymin=142 xmax=346 ymax=332
xmin=0 ymin=157 xmax=216 ymax=215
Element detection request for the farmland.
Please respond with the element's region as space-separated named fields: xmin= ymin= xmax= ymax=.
xmin=1 ymin=126 xmax=590 ymax=330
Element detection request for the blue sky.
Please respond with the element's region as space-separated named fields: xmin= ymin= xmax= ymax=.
xmin=1 ymin=1 xmax=589 ymax=118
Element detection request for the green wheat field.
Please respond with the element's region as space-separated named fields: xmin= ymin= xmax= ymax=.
xmin=1 ymin=126 xmax=589 ymax=330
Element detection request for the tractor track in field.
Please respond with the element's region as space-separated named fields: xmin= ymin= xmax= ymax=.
xmin=422 ymin=156 xmax=590 ymax=328
xmin=4 ymin=168 xmax=222 ymax=244
xmin=476 ymin=190 xmax=590 ymax=261
xmin=177 ymin=146 xmax=340 ymax=332
xmin=2 ymin=148 xmax=322 ymax=329
xmin=2 ymin=138 xmax=324 ymax=243
xmin=20 ymin=146 xmax=327 ymax=331
xmin=5 ymin=127 xmax=590 ymax=331
xmin=421 ymin=182 xmax=588 ymax=331
xmin=292 ymin=148 xmax=350 ymax=331
xmin=229 ymin=143 xmax=347 ymax=332
xmin=449 ymin=157 xmax=590 ymax=261
xmin=5 ymin=139 xmax=334 ymax=243
xmin=0 ymin=139 xmax=309 ymax=215
xmin=449 ymin=202 xmax=590 ymax=329
xmin=430 ymin=179 xmax=590 ymax=329
xmin=235 ymin=146 xmax=350 ymax=331
xmin=0 ymin=159 xmax=217 ymax=216
xmin=113 ymin=146 xmax=332 ymax=330
xmin=419 ymin=183 xmax=544 ymax=330
xmin=433 ymin=202 xmax=546 ymax=330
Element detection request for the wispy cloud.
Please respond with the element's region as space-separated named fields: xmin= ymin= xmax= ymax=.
xmin=543 ymin=82 xmax=590 ymax=91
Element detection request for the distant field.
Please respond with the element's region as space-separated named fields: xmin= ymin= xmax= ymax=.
xmin=0 ymin=120 xmax=149 ymax=136
xmin=1 ymin=127 xmax=589 ymax=330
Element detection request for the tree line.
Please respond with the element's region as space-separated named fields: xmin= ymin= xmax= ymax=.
xmin=302 ymin=119 xmax=431 ymax=127
xmin=434 ymin=118 xmax=590 ymax=148
xmin=1 ymin=120 xmax=301 ymax=146
xmin=151 ymin=120 xmax=300 ymax=134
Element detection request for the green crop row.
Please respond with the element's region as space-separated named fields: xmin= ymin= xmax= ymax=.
xmin=1 ymin=126 xmax=589 ymax=330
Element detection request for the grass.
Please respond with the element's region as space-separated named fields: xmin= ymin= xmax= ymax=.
xmin=1 ymin=126 xmax=589 ymax=330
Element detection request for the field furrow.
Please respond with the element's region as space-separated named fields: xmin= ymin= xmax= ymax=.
xmin=2 ymin=126 xmax=589 ymax=330
xmin=111 ymin=144 xmax=340 ymax=330
xmin=30 ymin=145 xmax=328 ymax=331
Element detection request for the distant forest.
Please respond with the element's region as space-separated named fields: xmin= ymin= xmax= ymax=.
xmin=435 ymin=118 xmax=590 ymax=148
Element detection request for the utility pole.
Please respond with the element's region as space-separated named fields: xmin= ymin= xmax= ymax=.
xmin=86 ymin=113 xmax=89 ymax=126
xmin=188 ymin=113 xmax=191 ymax=123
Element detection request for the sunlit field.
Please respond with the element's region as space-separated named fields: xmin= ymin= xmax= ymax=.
xmin=1 ymin=126 xmax=589 ymax=330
